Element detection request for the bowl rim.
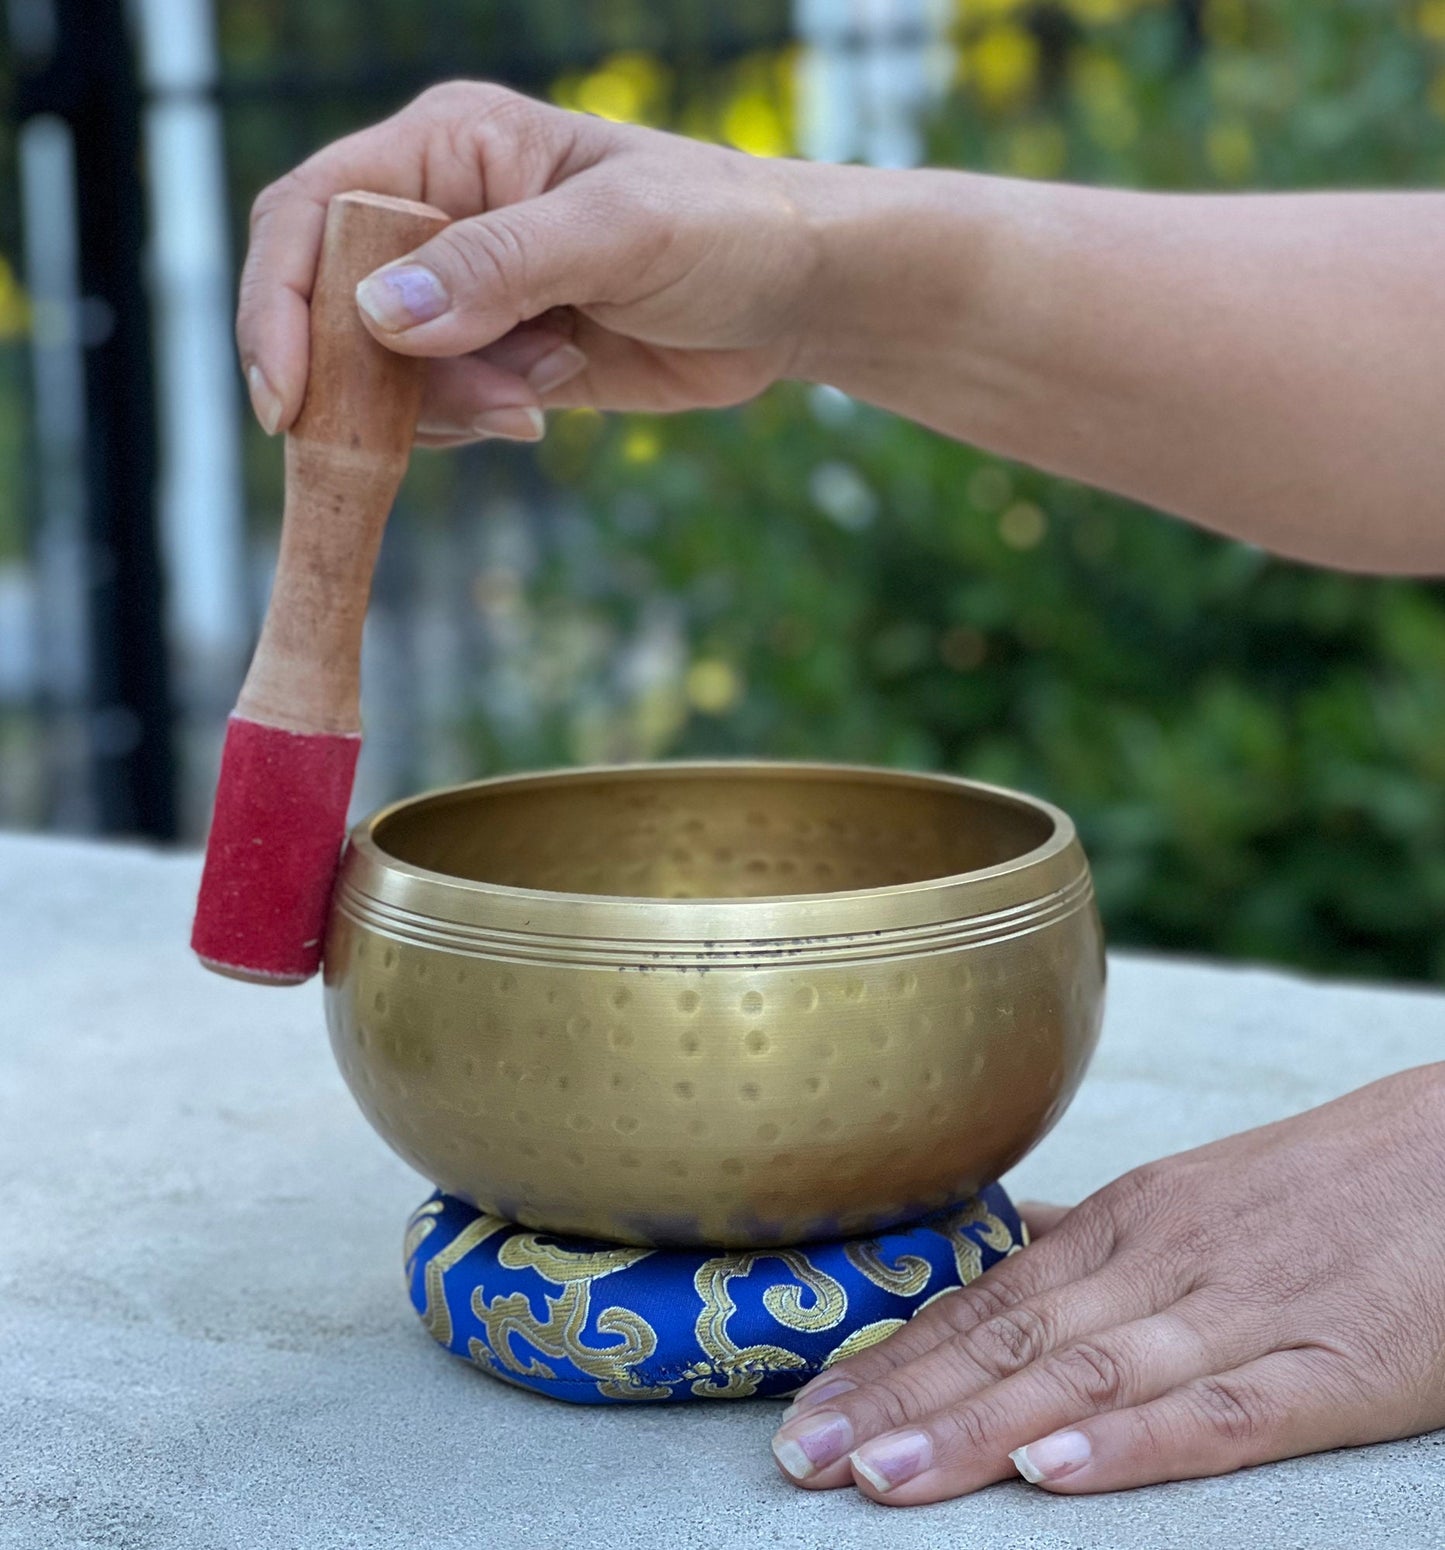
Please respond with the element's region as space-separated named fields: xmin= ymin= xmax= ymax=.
xmin=332 ymin=762 xmax=1090 ymax=956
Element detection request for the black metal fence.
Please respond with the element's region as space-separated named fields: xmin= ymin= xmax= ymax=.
xmin=2 ymin=0 xmax=796 ymax=840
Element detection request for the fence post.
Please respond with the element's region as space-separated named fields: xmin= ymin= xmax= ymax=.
xmin=13 ymin=0 xmax=177 ymax=838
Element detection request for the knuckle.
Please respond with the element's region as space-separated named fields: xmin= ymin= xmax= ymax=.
xmin=1340 ymin=1301 xmax=1415 ymax=1375
xmin=1105 ymin=1160 xmax=1177 ymax=1222
xmin=1102 ymin=1162 xmax=1222 ymax=1267
xmin=937 ymin=1276 xmax=1018 ymax=1332
xmin=433 ymin=218 xmax=528 ymax=315
xmin=1159 ymin=1217 xmax=1221 ymax=1274
xmin=906 ymin=1288 xmax=973 ymax=1341
xmin=1126 ymin=1398 xmax=1174 ymax=1458
xmin=478 ymin=83 xmax=537 ymax=132
xmin=421 ymin=80 xmax=540 ymax=150
xmin=852 ymin=1374 xmax=926 ymax=1433
xmin=964 ymin=1305 xmax=1052 ymax=1378
xmin=471 ymin=99 xmax=558 ymax=188
xmin=903 ymin=1288 xmax=975 ymax=1343
xmin=413 ymin=82 xmax=554 ymax=181
xmin=932 ymin=1400 xmax=1004 ymax=1458
xmin=412 ymin=79 xmax=497 ymax=116
xmin=1047 ymin=1339 xmax=1130 ymax=1410
xmin=1187 ymin=1375 xmax=1271 ymax=1448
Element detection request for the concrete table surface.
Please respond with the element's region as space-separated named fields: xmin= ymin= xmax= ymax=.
xmin=3 ymin=832 xmax=1444 ymax=1550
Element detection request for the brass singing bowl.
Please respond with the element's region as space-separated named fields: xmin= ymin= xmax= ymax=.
xmin=323 ymin=762 xmax=1105 ymax=1247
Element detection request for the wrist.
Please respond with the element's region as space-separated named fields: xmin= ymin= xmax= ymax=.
xmin=780 ymin=162 xmax=912 ymax=389
xmin=780 ymin=164 xmax=990 ymax=388
xmin=780 ymin=163 xmax=1072 ymax=448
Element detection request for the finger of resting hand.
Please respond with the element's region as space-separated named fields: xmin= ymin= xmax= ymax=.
xmin=772 ymin=1266 xmax=1172 ymax=1492
xmin=786 ymin=1203 xmax=1116 ymax=1410
xmin=843 ymin=1305 xmax=1242 ymax=1505
xmin=1011 ymin=1348 xmax=1362 ymax=1495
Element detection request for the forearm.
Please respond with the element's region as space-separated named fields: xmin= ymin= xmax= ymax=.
xmin=789 ymin=166 xmax=1445 ymax=575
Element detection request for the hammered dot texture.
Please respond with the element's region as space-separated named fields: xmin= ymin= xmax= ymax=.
xmin=324 ymin=763 xmax=1105 ymax=1247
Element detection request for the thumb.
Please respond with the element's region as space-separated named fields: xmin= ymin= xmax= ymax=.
xmin=354 ymin=181 xmax=631 ymax=357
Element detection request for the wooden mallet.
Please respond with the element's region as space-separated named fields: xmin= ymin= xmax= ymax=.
xmin=192 ymin=191 xmax=450 ymax=984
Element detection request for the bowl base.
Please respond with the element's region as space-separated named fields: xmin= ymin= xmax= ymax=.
xmin=404 ymin=1183 xmax=1024 ymax=1404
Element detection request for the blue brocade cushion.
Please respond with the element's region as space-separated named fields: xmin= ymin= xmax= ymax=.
xmin=404 ymin=1186 xmax=1025 ymax=1404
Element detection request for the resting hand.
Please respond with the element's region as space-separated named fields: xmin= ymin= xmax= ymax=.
xmin=771 ymin=1065 xmax=1445 ymax=1504
xmin=236 ymin=82 xmax=818 ymax=445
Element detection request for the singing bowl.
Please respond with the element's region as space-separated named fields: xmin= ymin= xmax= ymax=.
xmin=323 ymin=762 xmax=1105 ymax=1248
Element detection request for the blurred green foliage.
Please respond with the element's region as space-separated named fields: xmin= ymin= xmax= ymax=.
xmin=207 ymin=0 xmax=1445 ymax=982
xmin=475 ymin=0 xmax=1445 ymax=983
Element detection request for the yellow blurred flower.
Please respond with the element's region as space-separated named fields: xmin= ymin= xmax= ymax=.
xmin=1206 ymin=119 xmax=1256 ymax=183
xmin=573 ymin=74 xmax=635 ymax=124
xmin=0 ymin=256 xmax=29 ymax=341
xmin=1007 ymin=121 xmax=1068 ymax=180
xmin=722 ymin=92 xmax=789 ymax=157
xmin=562 ymin=52 xmax=668 ymax=126
xmin=1418 ymin=0 xmax=1445 ymax=41
xmin=686 ymin=659 xmax=744 ymax=715
xmin=622 ymin=425 xmax=661 ymax=464
xmin=964 ymin=24 xmax=1039 ymax=111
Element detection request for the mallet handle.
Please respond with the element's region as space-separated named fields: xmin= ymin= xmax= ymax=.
xmin=237 ymin=191 xmax=450 ymax=734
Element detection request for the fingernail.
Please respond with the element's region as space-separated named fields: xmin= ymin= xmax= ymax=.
xmin=850 ymin=1430 xmax=932 ymax=1493
xmin=1010 ymin=1429 xmax=1091 ymax=1484
xmin=781 ymin=1377 xmax=855 ymax=1423
xmin=770 ymin=1411 xmax=853 ymax=1480
xmin=525 ymin=343 xmax=587 ymax=396
xmin=356 ymin=265 xmax=449 ymax=331
xmin=246 ymin=364 xmax=282 ymax=436
xmin=472 ymin=407 xmax=545 ymax=442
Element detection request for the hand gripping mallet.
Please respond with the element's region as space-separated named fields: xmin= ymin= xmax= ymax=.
xmin=192 ymin=191 xmax=450 ymax=984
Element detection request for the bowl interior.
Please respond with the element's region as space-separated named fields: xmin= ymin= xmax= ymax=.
xmin=371 ymin=767 xmax=1055 ymax=901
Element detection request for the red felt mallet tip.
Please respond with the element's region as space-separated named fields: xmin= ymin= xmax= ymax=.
xmin=191 ymin=717 xmax=360 ymax=984
xmin=191 ymin=192 xmax=450 ymax=986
